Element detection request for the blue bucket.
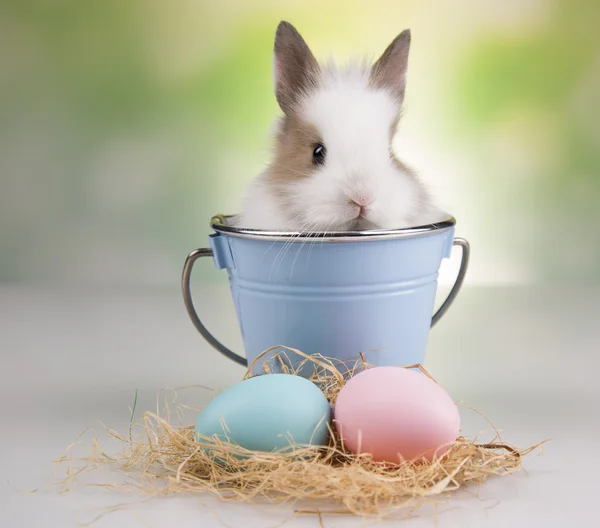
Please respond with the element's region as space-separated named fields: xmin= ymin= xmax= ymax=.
xmin=183 ymin=214 xmax=469 ymax=375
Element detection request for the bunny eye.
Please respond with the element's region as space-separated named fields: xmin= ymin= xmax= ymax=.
xmin=312 ymin=143 xmax=326 ymax=166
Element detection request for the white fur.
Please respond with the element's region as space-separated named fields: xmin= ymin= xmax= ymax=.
xmin=238 ymin=176 xmax=290 ymax=229
xmin=237 ymin=63 xmax=444 ymax=231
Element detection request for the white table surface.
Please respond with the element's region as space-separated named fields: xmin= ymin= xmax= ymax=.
xmin=1 ymin=284 xmax=598 ymax=527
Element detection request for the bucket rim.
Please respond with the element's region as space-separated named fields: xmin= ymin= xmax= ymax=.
xmin=210 ymin=214 xmax=456 ymax=242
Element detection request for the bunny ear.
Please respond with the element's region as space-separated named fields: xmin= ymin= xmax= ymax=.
xmin=370 ymin=29 xmax=411 ymax=103
xmin=273 ymin=21 xmax=320 ymax=115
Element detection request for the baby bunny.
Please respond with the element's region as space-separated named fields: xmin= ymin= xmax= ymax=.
xmin=236 ymin=21 xmax=445 ymax=231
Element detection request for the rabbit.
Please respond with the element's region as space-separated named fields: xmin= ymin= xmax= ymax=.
xmin=236 ymin=21 xmax=445 ymax=232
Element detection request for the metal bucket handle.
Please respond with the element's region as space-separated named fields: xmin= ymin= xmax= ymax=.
xmin=182 ymin=239 xmax=470 ymax=367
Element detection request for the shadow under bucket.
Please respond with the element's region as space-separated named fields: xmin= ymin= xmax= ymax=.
xmin=182 ymin=214 xmax=470 ymax=375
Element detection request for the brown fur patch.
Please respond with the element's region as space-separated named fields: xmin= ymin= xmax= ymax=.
xmin=265 ymin=115 xmax=322 ymax=193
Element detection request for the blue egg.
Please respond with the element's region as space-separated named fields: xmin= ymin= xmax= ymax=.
xmin=194 ymin=374 xmax=331 ymax=452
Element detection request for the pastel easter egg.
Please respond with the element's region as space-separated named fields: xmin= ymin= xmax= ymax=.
xmin=334 ymin=367 xmax=460 ymax=463
xmin=195 ymin=373 xmax=331 ymax=453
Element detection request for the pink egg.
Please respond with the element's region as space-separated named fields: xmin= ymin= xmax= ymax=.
xmin=334 ymin=367 xmax=460 ymax=463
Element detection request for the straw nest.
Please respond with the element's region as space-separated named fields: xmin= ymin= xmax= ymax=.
xmin=56 ymin=347 xmax=544 ymax=519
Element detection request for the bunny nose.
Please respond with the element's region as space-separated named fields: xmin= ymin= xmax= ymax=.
xmin=349 ymin=197 xmax=371 ymax=217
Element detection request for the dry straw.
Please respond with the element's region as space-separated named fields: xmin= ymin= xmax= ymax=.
xmin=56 ymin=346 xmax=545 ymax=519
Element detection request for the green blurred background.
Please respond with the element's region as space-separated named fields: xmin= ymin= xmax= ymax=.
xmin=1 ymin=0 xmax=599 ymax=286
